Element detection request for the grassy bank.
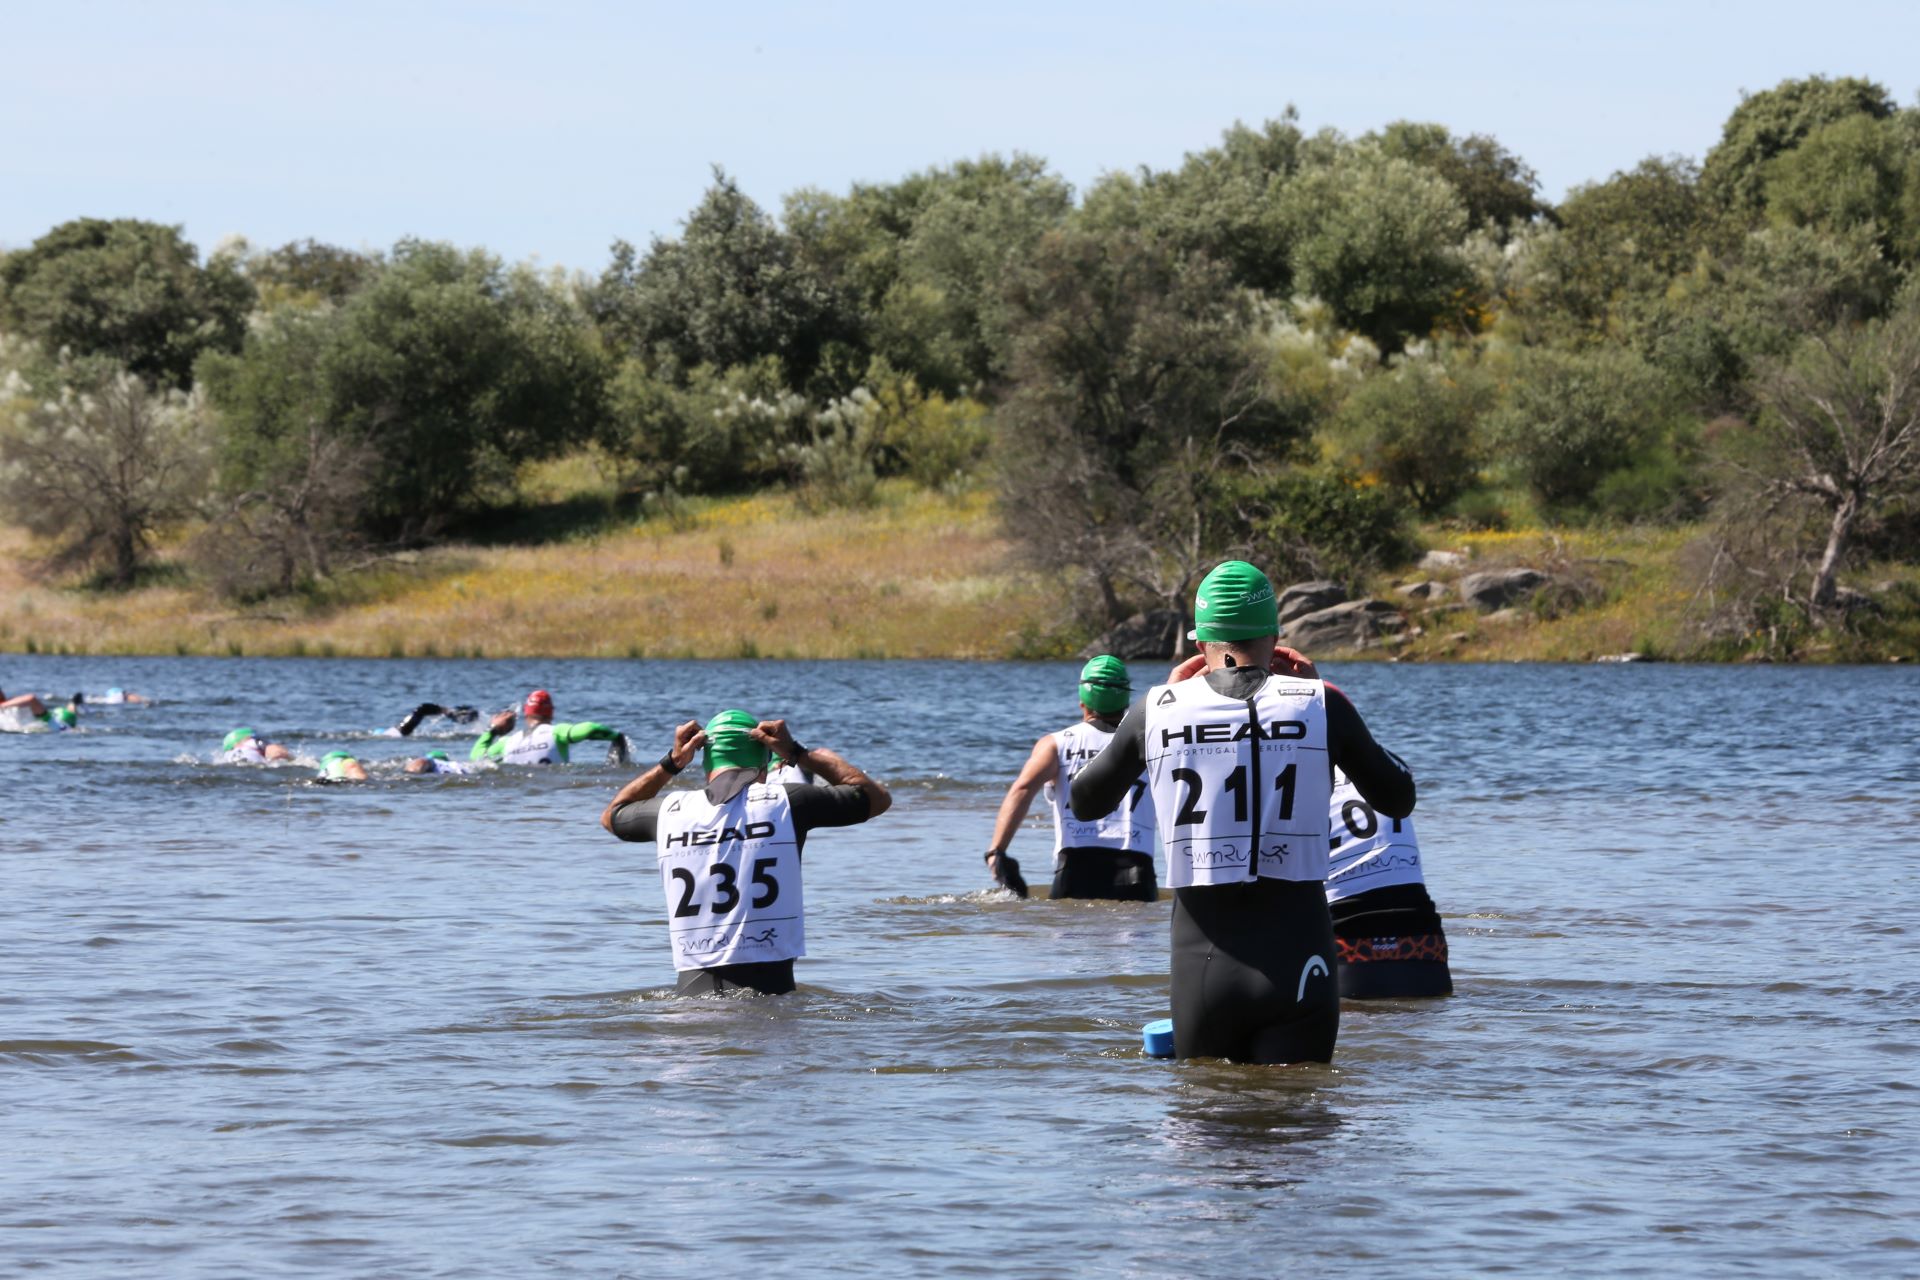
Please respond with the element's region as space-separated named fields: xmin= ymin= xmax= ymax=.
xmin=3 ymin=486 xmax=1915 ymax=662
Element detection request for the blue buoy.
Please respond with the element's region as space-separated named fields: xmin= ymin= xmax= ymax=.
xmin=1142 ymin=1018 xmax=1174 ymax=1058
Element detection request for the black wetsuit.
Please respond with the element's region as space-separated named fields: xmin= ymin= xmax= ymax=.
xmin=1331 ymin=883 xmax=1452 ymax=998
xmin=609 ymin=770 xmax=871 ymax=995
xmin=1070 ymin=668 xmax=1414 ymax=1063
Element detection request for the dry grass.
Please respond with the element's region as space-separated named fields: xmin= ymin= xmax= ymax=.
xmin=0 ymin=486 xmax=1075 ymax=659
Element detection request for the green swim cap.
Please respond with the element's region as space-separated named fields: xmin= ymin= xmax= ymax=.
xmin=703 ymin=709 xmax=771 ymax=773
xmin=1190 ymin=560 xmax=1279 ymax=642
xmin=223 ymin=727 xmax=257 ymax=752
xmin=426 ymin=749 xmax=449 ymax=761
xmin=320 ymin=750 xmax=352 ymax=764
xmin=1078 ymin=655 xmax=1132 ymax=716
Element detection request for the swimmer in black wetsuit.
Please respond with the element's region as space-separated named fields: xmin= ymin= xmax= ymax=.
xmin=1070 ymin=560 xmax=1415 ymax=1065
xmin=600 ymin=712 xmax=891 ymax=996
xmin=1325 ymin=754 xmax=1452 ymax=998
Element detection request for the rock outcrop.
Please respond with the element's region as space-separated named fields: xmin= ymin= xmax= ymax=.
xmin=1079 ymin=610 xmax=1184 ymax=661
xmin=1283 ymin=599 xmax=1407 ymax=653
xmin=1460 ymin=568 xmax=1549 ymax=612
xmin=1276 ymin=580 xmax=1347 ymax=627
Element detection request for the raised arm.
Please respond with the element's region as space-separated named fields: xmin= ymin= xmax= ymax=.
xmin=755 ymin=719 xmax=891 ymax=818
xmin=600 ymin=719 xmax=706 ymax=836
xmin=1325 ymin=685 xmax=1415 ymax=819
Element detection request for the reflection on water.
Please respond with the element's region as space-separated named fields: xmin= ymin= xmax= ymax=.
xmin=1 ymin=656 xmax=1918 ymax=1275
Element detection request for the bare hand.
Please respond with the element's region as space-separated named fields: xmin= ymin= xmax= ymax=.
xmin=1271 ymin=646 xmax=1318 ymax=679
xmin=667 ymin=719 xmax=707 ymax=771
xmin=1167 ymin=653 xmax=1208 ymax=684
xmin=750 ymin=718 xmax=799 ymax=760
xmin=490 ymin=710 xmax=516 ymax=735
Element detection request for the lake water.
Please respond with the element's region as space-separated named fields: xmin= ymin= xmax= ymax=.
xmin=2 ymin=656 xmax=1917 ymax=1277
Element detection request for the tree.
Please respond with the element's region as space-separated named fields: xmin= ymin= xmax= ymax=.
xmin=1368 ymin=121 xmax=1547 ymax=237
xmin=245 ymin=238 xmax=379 ymax=309
xmin=1700 ymin=75 xmax=1895 ymax=218
xmin=1490 ymin=346 xmax=1683 ymax=509
xmin=1763 ymin=112 xmax=1920 ymax=263
xmin=0 ymin=218 xmax=253 ymax=390
xmin=1330 ymin=353 xmax=1494 ymax=514
xmin=1276 ymin=146 xmax=1473 ymax=350
xmin=997 ymin=230 xmax=1303 ymax=625
xmin=594 ymin=170 xmax=851 ymax=389
xmin=1520 ymin=156 xmax=1703 ymax=341
xmin=1080 ymin=115 xmax=1305 ymax=296
xmin=0 ymin=346 xmax=209 ymax=585
xmin=194 ymin=308 xmax=375 ymax=593
xmin=1725 ymin=287 xmax=1920 ymax=615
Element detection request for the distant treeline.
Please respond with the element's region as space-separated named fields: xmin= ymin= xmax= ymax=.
xmin=3 ymin=74 xmax=1918 ymax=654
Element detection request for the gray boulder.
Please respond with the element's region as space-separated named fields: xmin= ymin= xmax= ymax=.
xmin=1277 ymin=580 xmax=1347 ymax=626
xmin=1460 ymin=568 xmax=1549 ymax=611
xmin=1394 ymin=579 xmax=1450 ymax=602
xmin=1283 ymin=599 xmax=1407 ymax=653
xmin=1080 ymin=609 xmax=1183 ymax=661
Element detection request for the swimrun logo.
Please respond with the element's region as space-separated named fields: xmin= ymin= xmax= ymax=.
xmin=1296 ymin=955 xmax=1329 ymax=1001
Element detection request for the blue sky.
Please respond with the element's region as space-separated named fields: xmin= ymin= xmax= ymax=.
xmin=4 ymin=1 xmax=1917 ymax=273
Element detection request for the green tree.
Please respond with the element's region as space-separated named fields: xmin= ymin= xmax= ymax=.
xmin=594 ymin=170 xmax=851 ymax=389
xmin=1080 ymin=115 xmax=1304 ymax=296
xmin=1490 ymin=346 xmax=1684 ymax=510
xmin=0 ymin=218 xmax=253 ymax=390
xmin=1368 ymin=121 xmax=1547 ymax=236
xmin=245 ymin=238 xmax=379 ymax=309
xmin=0 ymin=344 xmax=210 ymax=585
xmin=1700 ymin=75 xmax=1895 ymax=218
xmin=1763 ymin=112 xmax=1920 ymax=262
xmin=1521 ymin=156 xmax=1703 ymax=341
xmin=1277 ymin=146 xmax=1473 ymax=350
xmin=997 ymin=229 xmax=1304 ymax=624
xmin=1330 ymin=354 xmax=1494 ymax=514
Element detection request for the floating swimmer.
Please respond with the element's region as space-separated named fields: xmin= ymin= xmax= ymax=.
xmin=0 ymin=690 xmax=77 ymax=731
xmin=316 ymin=750 xmax=369 ymax=782
xmin=470 ymin=689 xmax=627 ymax=765
xmin=95 ymin=687 xmax=151 ymax=705
xmin=222 ymin=728 xmax=293 ymax=764
xmin=983 ymin=655 xmax=1159 ymax=901
xmin=383 ymin=702 xmax=480 ymax=737
xmin=1070 ymin=560 xmax=1417 ymax=1065
xmin=1326 ymin=760 xmax=1452 ymax=998
xmin=404 ymin=749 xmax=476 ymax=776
xmin=600 ymin=710 xmax=892 ymax=996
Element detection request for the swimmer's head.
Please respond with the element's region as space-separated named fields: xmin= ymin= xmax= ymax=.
xmin=1077 ymin=655 xmax=1132 ymax=718
xmin=1188 ymin=560 xmax=1278 ymax=643
xmin=223 ymin=727 xmax=258 ymax=753
xmin=524 ymin=689 xmax=553 ymax=722
xmin=703 ymin=709 xmax=770 ymax=775
xmin=404 ymin=757 xmax=433 ymax=775
xmin=426 ymin=749 xmax=449 ymax=761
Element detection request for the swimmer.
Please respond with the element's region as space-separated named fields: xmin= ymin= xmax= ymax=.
xmin=470 ymin=689 xmax=627 ymax=765
xmin=983 ymin=655 xmax=1159 ymax=901
xmin=0 ymin=691 xmax=76 ymax=731
xmin=384 ymin=702 xmax=480 ymax=737
xmin=1326 ymin=762 xmax=1452 ymax=998
xmin=316 ymin=750 xmax=369 ymax=782
xmin=222 ymin=728 xmax=293 ymax=764
xmin=600 ymin=710 xmax=892 ymax=996
xmin=404 ymin=749 xmax=476 ymax=776
xmin=96 ymin=687 xmax=151 ymax=705
xmin=1070 ymin=560 xmax=1415 ymax=1065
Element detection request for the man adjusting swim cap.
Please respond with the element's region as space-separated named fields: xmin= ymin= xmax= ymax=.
xmin=1188 ymin=559 xmax=1280 ymax=642
xmin=703 ymin=709 xmax=773 ymax=773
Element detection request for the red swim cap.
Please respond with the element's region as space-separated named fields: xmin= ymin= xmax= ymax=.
xmin=525 ymin=689 xmax=553 ymax=717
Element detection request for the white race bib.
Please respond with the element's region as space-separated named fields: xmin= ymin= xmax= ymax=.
xmin=1044 ymin=720 xmax=1156 ymax=867
xmin=1325 ymin=768 xmax=1425 ymax=902
xmin=499 ymin=724 xmax=559 ymax=765
xmin=1143 ymin=675 xmax=1331 ymax=888
xmin=655 ymin=784 xmax=805 ymax=971
xmin=224 ymin=741 xmax=267 ymax=764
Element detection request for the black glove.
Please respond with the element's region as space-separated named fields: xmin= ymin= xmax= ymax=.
xmin=446 ymin=705 xmax=479 ymax=724
xmin=991 ymin=852 xmax=1030 ymax=899
xmin=607 ymin=733 xmax=632 ymax=766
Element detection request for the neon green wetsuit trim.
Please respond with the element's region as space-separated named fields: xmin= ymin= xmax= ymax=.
xmin=469 ymin=721 xmax=617 ymax=762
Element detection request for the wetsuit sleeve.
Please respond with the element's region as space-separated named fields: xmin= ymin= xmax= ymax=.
xmin=1069 ymin=700 xmax=1147 ymax=821
xmin=783 ymin=784 xmax=872 ymax=835
xmin=607 ymin=796 xmax=663 ymax=843
xmin=556 ymin=721 xmax=617 ymax=745
xmin=1326 ymin=687 xmax=1415 ymax=819
xmin=470 ymin=731 xmax=503 ymax=762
